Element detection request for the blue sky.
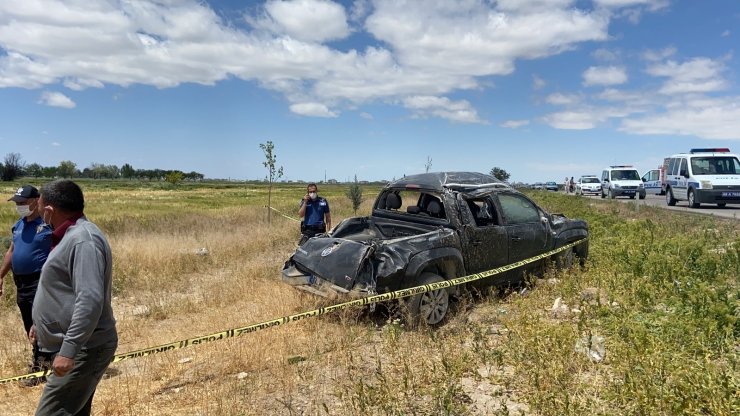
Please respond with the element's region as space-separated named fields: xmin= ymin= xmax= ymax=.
xmin=1 ymin=0 xmax=739 ymax=183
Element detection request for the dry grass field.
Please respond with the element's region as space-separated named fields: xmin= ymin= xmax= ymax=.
xmin=0 ymin=180 xmax=737 ymax=415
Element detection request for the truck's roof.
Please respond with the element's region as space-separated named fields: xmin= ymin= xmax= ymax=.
xmin=385 ymin=172 xmax=508 ymax=192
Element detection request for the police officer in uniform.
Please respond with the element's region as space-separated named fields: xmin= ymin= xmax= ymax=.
xmin=298 ymin=183 xmax=331 ymax=245
xmin=0 ymin=185 xmax=52 ymax=386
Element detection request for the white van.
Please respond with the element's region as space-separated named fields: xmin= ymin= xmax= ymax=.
xmin=664 ymin=148 xmax=740 ymax=208
xmin=601 ymin=165 xmax=646 ymax=199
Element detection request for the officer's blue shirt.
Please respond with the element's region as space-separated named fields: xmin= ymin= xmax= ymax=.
xmin=11 ymin=216 xmax=51 ymax=275
xmin=301 ymin=197 xmax=330 ymax=226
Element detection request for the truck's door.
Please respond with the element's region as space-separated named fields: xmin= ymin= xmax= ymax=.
xmin=495 ymin=193 xmax=549 ymax=264
xmin=459 ymin=196 xmax=508 ymax=276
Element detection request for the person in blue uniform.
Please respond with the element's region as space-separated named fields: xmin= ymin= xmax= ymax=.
xmin=0 ymin=185 xmax=52 ymax=385
xmin=298 ymin=183 xmax=331 ymax=244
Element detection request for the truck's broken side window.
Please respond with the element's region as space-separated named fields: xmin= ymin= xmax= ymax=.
xmin=467 ymin=199 xmax=498 ymax=226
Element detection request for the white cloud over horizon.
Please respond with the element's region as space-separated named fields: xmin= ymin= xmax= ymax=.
xmin=38 ymin=91 xmax=76 ymax=108
xmin=0 ymin=0 xmax=737 ymax=143
xmin=582 ymin=66 xmax=628 ymax=86
xmin=0 ymin=0 xmax=612 ymax=124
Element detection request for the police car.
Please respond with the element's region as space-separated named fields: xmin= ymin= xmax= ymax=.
xmin=641 ymin=168 xmax=664 ymax=195
xmin=575 ymin=176 xmax=601 ymax=195
xmin=600 ymin=165 xmax=646 ymax=199
xmin=664 ymin=148 xmax=740 ymax=208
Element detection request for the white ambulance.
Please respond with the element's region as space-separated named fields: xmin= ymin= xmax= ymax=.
xmin=664 ymin=148 xmax=740 ymax=208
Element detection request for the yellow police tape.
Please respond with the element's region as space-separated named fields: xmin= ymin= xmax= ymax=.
xmin=265 ymin=205 xmax=301 ymax=223
xmin=0 ymin=237 xmax=587 ymax=384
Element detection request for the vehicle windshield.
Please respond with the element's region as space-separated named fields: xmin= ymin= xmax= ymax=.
xmin=690 ymin=156 xmax=740 ymax=175
xmin=611 ymin=170 xmax=640 ymax=180
xmin=582 ymin=177 xmax=600 ymax=183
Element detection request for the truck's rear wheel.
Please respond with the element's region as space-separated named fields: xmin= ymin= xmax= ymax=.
xmin=405 ymin=272 xmax=449 ymax=326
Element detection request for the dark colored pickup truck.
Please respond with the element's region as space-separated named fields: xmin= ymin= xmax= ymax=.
xmin=282 ymin=172 xmax=588 ymax=325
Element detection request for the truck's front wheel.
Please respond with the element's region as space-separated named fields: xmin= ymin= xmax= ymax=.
xmin=405 ymin=272 xmax=449 ymax=326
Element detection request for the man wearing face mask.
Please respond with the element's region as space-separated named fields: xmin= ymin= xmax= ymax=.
xmin=0 ymin=185 xmax=52 ymax=386
xmin=30 ymin=179 xmax=117 ymax=415
xmin=298 ymin=183 xmax=331 ymax=245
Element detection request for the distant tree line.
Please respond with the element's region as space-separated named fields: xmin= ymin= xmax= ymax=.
xmin=0 ymin=153 xmax=204 ymax=182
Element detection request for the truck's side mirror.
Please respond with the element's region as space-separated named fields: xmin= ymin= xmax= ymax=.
xmin=642 ymin=178 xmax=646 ymax=182
xmin=603 ymin=179 xmax=609 ymax=183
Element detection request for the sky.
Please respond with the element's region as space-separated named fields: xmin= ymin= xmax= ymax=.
xmin=1 ymin=0 xmax=739 ymax=184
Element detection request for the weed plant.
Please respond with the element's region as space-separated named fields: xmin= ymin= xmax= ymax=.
xmin=0 ymin=182 xmax=736 ymax=415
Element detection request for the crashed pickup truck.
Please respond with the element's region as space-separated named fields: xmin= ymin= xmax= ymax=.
xmin=282 ymin=172 xmax=589 ymax=325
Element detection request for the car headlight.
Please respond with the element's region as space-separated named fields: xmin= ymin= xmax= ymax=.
xmin=700 ymin=180 xmax=713 ymax=189
xmin=613 ymin=183 xmax=621 ymax=188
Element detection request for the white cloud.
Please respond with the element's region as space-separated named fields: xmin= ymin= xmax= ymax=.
xmin=595 ymin=88 xmax=655 ymax=112
xmin=546 ymin=93 xmax=581 ymax=105
xmin=349 ymin=0 xmax=371 ymax=23
xmin=592 ymin=48 xmax=618 ymax=61
xmin=646 ymin=57 xmax=728 ymax=95
xmin=403 ymin=95 xmax=484 ymax=124
xmin=256 ymin=0 xmax=350 ymax=43
xmin=500 ymin=119 xmax=529 ymax=128
xmin=532 ymin=75 xmax=546 ymax=90
xmin=495 ymin=0 xmax=574 ymax=12
xmin=582 ymin=66 xmax=628 ymax=86
xmin=619 ymin=96 xmax=740 ymax=140
xmin=641 ymin=47 xmax=676 ymax=62
xmin=38 ymin=91 xmax=75 ymax=108
xmin=51 ymin=141 xmax=61 ymax=146
xmin=63 ymin=78 xmax=104 ymax=91
xmin=542 ymin=110 xmax=606 ymax=130
xmin=289 ymin=102 xmax=338 ymax=117
xmin=594 ymin=0 xmax=669 ymax=11
xmin=366 ymin=2 xmax=609 ymax=76
xmin=594 ymin=0 xmax=669 ymax=24
xmin=721 ymin=30 xmax=730 ymax=37
xmin=0 ymin=0 xmax=651 ymax=123
xmin=359 ymin=111 xmax=373 ymax=120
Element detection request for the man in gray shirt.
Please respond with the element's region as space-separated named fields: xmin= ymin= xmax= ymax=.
xmin=30 ymin=180 xmax=117 ymax=415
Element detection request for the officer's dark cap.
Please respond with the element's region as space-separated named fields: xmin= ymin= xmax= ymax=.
xmin=8 ymin=185 xmax=40 ymax=202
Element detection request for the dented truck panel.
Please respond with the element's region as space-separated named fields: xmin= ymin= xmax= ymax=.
xmin=281 ymin=172 xmax=589 ymax=298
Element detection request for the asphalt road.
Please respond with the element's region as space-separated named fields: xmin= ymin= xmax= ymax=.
xmin=573 ymin=192 xmax=740 ymax=220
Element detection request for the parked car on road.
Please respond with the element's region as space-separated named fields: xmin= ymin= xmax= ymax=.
xmin=545 ymin=181 xmax=559 ymax=191
xmin=281 ymin=172 xmax=589 ymax=326
xmin=600 ymin=165 xmax=646 ymax=199
xmin=576 ymin=176 xmax=601 ymax=196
